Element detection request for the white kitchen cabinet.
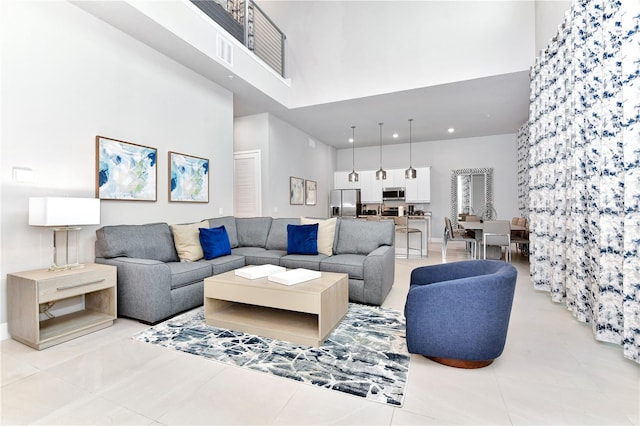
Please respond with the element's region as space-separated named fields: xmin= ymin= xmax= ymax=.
xmin=360 ymin=170 xmax=382 ymax=203
xmin=406 ymin=167 xmax=431 ymax=203
xmin=383 ymin=169 xmax=406 ymax=188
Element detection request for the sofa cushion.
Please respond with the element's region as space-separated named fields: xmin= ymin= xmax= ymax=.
xmin=171 ymin=221 xmax=209 ymax=262
xmin=199 ymin=226 xmax=232 ymax=260
xmin=95 ymin=223 xmax=179 ymax=262
xmin=166 ymin=261 xmax=212 ymax=290
xmin=232 ymin=247 xmax=286 ymax=266
xmin=287 ymin=223 xmax=319 ymax=255
xmin=280 ymin=253 xmax=328 ymax=271
xmin=206 ymin=216 xmax=239 ymax=248
xmin=266 ymin=218 xmax=299 ymax=250
xmin=202 ymin=254 xmax=246 ymax=275
xmin=335 ymin=219 xmax=394 ymax=255
xmin=320 ymin=253 xmax=366 ymax=280
xmin=235 ymin=217 xmax=272 ymax=248
xmin=300 ymin=217 xmax=337 ymax=256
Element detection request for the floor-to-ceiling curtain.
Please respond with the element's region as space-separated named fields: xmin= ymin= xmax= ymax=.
xmin=527 ymin=0 xmax=639 ymax=363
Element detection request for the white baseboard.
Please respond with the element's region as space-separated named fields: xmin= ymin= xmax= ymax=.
xmin=1 ymin=322 xmax=9 ymax=341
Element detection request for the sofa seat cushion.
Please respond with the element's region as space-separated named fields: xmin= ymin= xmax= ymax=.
xmin=166 ymin=261 xmax=212 ymax=290
xmin=320 ymin=254 xmax=366 ymax=280
xmin=280 ymin=254 xmax=328 ymax=271
xmin=232 ymin=247 xmax=286 ymax=266
xmin=202 ymin=254 xmax=246 ymax=275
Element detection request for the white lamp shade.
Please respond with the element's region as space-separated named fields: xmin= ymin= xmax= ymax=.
xmin=29 ymin=197 xmax=100 ymax=227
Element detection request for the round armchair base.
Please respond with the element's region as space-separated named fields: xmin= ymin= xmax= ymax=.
xmin=427 ymin=356 xmax=494 ymax=369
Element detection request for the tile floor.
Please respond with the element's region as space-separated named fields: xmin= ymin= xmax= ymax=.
xmin=1 ymin=244 xmax=639 ymax=425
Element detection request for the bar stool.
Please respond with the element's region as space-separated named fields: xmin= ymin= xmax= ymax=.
xmin=394 ymin=216 xmax=422 ymax=258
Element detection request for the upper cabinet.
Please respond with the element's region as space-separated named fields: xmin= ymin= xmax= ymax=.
xmin=335 ymin=167 xmax=430 ymax=203
xmin=405 ymin=167 xmax=431 ymax=203
xmin=383 ymin=169 xmax=406 ymax=188
xmin=360 ymin=170 xmax=383 ymax=203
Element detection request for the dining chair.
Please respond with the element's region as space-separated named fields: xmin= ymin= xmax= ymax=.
xmin=482 ymin=220 xmax=511 ymax=262
xmin=443 ymin=217 xmax=476 ymax=260
xmin=511 ymin=217 xmax=530 ymax=256
xmin=394 ymin=216 xmax=422 ymax=258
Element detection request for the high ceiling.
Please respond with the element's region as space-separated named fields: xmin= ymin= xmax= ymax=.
xmin=74 ymin=1 xmax=532 ymax=150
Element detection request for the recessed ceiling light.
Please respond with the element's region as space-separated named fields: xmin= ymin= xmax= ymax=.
xmin=348 ymin=138 xmax=354 ymax=143
xmin=392 ymin=133 xmax=399 ymax=139
xmin=447 ymin=127 xmax=455 ymax=133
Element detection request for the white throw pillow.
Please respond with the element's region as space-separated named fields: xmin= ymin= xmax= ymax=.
xmin=300 ymin=217 xmax=337 ymax=256
xmin=171 ymin=220 xmax=209 ymax=262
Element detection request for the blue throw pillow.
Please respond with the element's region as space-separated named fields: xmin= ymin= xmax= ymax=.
xmin=199 ymin=226 xmax=232 ymax=260
xmin=287 ymin=223 xmax=319 ymax=255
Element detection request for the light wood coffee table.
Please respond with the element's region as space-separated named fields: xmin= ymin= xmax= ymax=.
xmin=204 ymin=269 xmax=348 ymax=347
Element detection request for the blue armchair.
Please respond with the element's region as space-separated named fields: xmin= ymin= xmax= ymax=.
xmin=404 ymin=260 xmax=517 ymax=368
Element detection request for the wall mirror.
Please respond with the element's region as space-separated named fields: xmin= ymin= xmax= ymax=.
xmin=450 ymin=168 xmax=494 ymax=227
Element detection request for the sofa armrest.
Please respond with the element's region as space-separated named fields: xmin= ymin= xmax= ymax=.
xmin=363 ymin=245 xmax=395 ymax=305
xmin=95 ymin=257 xmax=172 ymax=324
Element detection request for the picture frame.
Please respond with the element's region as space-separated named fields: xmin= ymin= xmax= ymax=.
xmin=305 ymin=180 xmax=317 ymax=205
xmin=169 ymin=151 xmax=209 ymax=203
xmin=290 ymin=176 xmax=304 ymax=205
xmin=96 ymin=136 xmax=157 ymax=201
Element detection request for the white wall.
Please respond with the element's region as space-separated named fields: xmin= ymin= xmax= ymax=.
xmin=260 ymin=1 xmax=536 ymax=107
xmin=336 ymin=134 xmax=519 ymax=240
xmin=0 ymin=1 xmax=235 ymax=332
xmin=235 ymin=114 xmax=336 ymax=218
xmin=535 ymin=0 xmax=572 ymax=53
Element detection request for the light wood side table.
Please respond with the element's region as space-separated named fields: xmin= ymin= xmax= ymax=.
xmin=7 ymin=263 xmax=117 ymax=350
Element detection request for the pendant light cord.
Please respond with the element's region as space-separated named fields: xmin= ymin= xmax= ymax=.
xmin=409 ymin=118 xmax=413 ymax=167
xmin=379 ymin=122 xmax=383 ymax=169
xmin=352 ymin=126 xmax=356 ymax=169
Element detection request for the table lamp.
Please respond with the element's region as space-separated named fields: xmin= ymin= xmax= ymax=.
xmin=29 ymin=197 xmax=101 ymax=271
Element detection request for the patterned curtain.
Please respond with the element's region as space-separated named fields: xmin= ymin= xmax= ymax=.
xmin=516 ymin=123 xmax=530 ymax=217
xmin=528 ymin=0 xmax=640 ymax=363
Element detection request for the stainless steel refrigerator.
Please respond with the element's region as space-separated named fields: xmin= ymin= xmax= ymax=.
xmin=330 ymin=189 xmax=362 ymax=217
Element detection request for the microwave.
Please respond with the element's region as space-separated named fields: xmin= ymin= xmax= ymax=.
xmin=382 ymin=187 xmax=405 ymax=201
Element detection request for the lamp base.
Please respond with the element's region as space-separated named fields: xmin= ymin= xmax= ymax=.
xmin=49 ymin=263 xmax=86 ymax=272
xmin=50 ymin=227 xmax=83 ymax=271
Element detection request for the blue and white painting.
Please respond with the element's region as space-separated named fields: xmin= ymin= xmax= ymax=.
xmin=97 ymin=136 xmax=157 ymax=201
xmin=169 ymin=152 xmax=209 ymax=202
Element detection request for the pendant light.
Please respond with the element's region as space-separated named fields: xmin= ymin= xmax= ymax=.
xmin=348 ymin=126 xmax=359 ymax=182
xmin=375 ymin=122 xmax=387 ymax=180
xmin=405 ymin=118 xmax=417 ymax=179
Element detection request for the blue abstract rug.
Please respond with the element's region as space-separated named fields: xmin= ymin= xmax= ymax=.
xmin=132 ymin=303 xmax=410 ymax=406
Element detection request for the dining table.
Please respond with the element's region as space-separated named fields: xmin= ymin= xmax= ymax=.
xmin=458 ymin=220 xmax=526 ymax=259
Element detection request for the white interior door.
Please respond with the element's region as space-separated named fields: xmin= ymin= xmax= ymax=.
xmin=234 ymin=150 xmax=262 ymax=217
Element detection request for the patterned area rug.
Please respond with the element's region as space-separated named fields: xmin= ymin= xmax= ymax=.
xmin=132 ymin=303 xmax=410 ymax=406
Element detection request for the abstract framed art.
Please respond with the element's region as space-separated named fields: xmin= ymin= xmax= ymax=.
xmin=96 ymin=136 xmax=157 ymax=201
xmin=169 ymin=151 xmax=209 ymax=203
xmin=305 ymin=180 xmax=317 ymax=205
xmin=290 ymin=176 xmax=304 ymax=205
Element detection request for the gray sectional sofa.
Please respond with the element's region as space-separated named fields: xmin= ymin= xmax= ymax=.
xmin=94 ymin=216 xmax=395 ymax=324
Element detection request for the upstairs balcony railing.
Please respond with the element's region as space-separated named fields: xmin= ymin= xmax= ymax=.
xmin=191 ymin=0 xmax=286 ymax=78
